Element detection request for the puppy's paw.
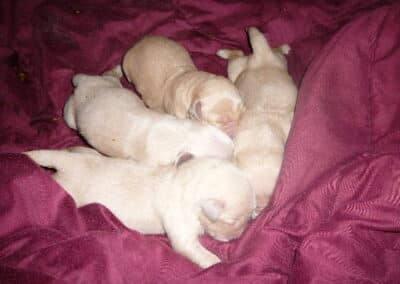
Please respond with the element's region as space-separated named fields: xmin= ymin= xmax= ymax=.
xmin=198 ymin=251 xmax=221 ymax=269
xmin=216 ymin=49 xmax=244 ymax=60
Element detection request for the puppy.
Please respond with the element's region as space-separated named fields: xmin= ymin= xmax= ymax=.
xmin=122 ymin=35 xmax=244 ymax=137
xmin=217 ymin=27 xmax=297 ymax=216
xmin=25 ymin=147 xmax=256 ymax=268
xmin=64 ymin=66 xmax=233 ymax=166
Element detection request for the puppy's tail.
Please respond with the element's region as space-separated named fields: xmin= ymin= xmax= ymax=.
xmin=25 ymin=149 xmax=78 ymax=172
xmin=248 ymin=27 xmax=291 ymax=67
xmin=248 ymin=27 xmax=275 ymax=61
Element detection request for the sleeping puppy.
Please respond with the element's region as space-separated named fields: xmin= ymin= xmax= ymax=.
xmin=217 ymin=27 xmax=297 ymax=216
xmin=64 ymin=66 xmax=233 ymax=166
xmin=122 ymin=35 xmax=244 ymax=138
xmin=25 ymin=147 xmax=256 ymax=268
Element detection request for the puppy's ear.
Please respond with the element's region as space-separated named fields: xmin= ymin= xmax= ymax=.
xmin=279 ymin=44 xmax=290 ymax=55
xmin=72 ymin=74 xmax=86 ymax=87
xmin=175 ymin=152 xmax=194 ymax=167
xmin=189 ymin=100 xmax=202 ymax=120
xmin=200 ymin=199 xmax=225 ymax=222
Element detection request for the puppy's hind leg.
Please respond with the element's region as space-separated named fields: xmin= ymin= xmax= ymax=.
xmin=66 ymin=146 xmax=101 ymax=156
xmin=162 ymin=214 xmax=221 ymax=268
xmin=25 ymin=149 xmax=79 ymax=173
xmin=25 ymin=149 xmax=92 ymax=205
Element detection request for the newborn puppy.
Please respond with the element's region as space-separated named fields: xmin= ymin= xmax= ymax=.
xmin=217 ymin=27 xmax=297 ymax=216
xmin=64 ymin=66 xmax=233 ymax=166
xmin=25 ymin=147 xmax=256 ymax=268
xmin=122 ymin=35 xmax=244 ymax=137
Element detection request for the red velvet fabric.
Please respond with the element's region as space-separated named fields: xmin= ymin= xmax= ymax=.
xmin=1 ymin=1 xmax=399 ymax=283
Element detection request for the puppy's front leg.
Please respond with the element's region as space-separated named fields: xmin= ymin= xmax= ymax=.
xmin=163 ymin=218 xmax=220 ymax=268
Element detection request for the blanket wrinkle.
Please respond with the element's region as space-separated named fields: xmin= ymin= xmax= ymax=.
xmin=1 ymin=0 xmax=400 ymax=283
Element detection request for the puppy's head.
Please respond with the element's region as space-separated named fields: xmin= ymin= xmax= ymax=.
xmin=175 ymin=157 xmax=256 ymax=242
xmin=189 ymin=77 xmax=244 ymax=138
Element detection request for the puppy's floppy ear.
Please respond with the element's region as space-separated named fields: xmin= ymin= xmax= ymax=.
xmin=189 ymin=100 xmax=202 ymax=120
xmin=279 ymin=44 xmax=290 ymax=55
xmin=72 ymin=74 xmax=87 ymax=87
xmin=200 ymin=199 xmax=225 ymax=222
xmin=175 ymin=152 xmax=194 ymax=167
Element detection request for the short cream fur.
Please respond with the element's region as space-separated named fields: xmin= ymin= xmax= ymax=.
xmin=217 ymin=27 xmax=297 ymax=216
xmin=25 ymin=147 xmax=256 ymax=268
xmin=122 ymin=35 xmax=244 ymax=138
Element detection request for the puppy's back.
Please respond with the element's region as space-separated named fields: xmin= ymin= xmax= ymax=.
xmin=122 ymin=36 xmax=196 ymax=110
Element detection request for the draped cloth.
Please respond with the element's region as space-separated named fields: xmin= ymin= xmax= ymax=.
xmin=0 ymin=1 xmax=399 ymax=283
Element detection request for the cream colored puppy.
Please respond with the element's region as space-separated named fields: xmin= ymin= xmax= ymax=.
xmin=217 ymin=27 xmax=297 ymax=216
xmin=122 ymin=35 xmax=244 ymax=137
xmin=25 ymin=147 xmax=256 ymax=268
xmin=64 ymin=67 xmax=233 ymax=166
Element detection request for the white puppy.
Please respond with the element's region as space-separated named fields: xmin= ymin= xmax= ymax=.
xmin=64 ymin=67 xmax=233 ymax=166
xmin=25 ymin=147 xmax=256 ymax=268
xmin=217 ymin=27 xmax=297 ymax=216
xmin=122 ymin=35 xmax=244 ymax=137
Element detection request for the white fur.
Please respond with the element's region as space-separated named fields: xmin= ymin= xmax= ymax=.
xmin=64 ymin=68 xmax=234 ymax=166
xmin=25 ymin=147 xmax=255 ymax=268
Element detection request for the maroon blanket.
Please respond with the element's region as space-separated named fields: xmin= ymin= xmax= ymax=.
xmin=1 ymin=0 xmax=400 ymax=283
